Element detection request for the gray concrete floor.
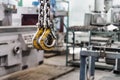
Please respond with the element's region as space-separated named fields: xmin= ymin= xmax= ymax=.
xmin=44 ymin=54 xmax=120 ymax=80
xmin=0 ymin=54 xmax=120 ymax=80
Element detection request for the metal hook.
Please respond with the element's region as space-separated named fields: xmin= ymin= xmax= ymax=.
xmin=38 ymin=28 xmax=56 ymax=50
xmin=32 ymin=28 xmax=44 ymax=50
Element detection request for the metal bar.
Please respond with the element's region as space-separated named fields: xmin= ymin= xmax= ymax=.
xmin=92 ymin=31 xmax=120 ymax=34
xmin=80 ymin=50 xmax=120 ymax=80
xmin=80 ymin=50 xmax=99 ymax=57
xmin=118 ymin=31 xmax=120 ymax=41
xmin=0 ymin=26 xmax=37 ymax=32
xmin=0 ymin=26 xmax=37 ymax=36
xmin=80 ymin=56 xmax=87 ymax=80
xmin=88 ymin=56 xmax=95 ymax=80
xmin=106 ymin=52 xmax=120 ymax=59
xmin=92 ymin=46 xmax=120 ymax=52
xmin=61 ymin=1 xmax=69 ymax=65
xmin=66 ymin=30 xmax=69 ymax=66
xmin=114 ymin=59 xmax=120 ymax=73
xmin=80 ymin=50 xmax=120 ymax=59
xmin=114 ymin=58 xmax=118 ymax=71
xmin=73 ymin=31 xmax=75 ymax=60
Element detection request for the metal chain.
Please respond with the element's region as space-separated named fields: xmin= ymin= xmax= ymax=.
xmin=39 ymin=0 xmax=52 ymax=28
xmin=32 ymin=0 xmax=56 ymax=50
xmin=39 ymin=0 xmax=44 ymax=27
xmin=39 ymin=0 xmax=56 ymax=38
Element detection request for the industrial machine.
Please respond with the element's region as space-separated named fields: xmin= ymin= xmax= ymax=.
xmin=65 ymin=1 xmax=120 ymax=78
xmin=78 ymin=0 xmax=120 ymax=80
xmin=84 ymin=0 xmax=113 ymax=26
xmin=112 ymin=5 xmax=120 ymax=26
xmin=13 ymin=7 xmax=38 ymax=26
xmin=0 ymin=2 xmax=17 ymax=26
xmin=84 ymin=0 xmax=120 ymax=71
xmin=0 ymin=26 xmax=43 ymax=76
xmin=0 ymin=0 xmax=69 ymax=77
xmin=1 ymin=0 xmax=68 ymax=51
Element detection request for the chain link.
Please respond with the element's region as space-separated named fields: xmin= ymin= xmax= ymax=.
xmin=39 ymin=0 xmax=52 ymax=28
xmin=32 ymin=0 xmax=56 ymax=50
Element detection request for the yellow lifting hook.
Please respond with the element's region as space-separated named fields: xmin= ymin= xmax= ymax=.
xmin=33 ymin=27 xmax=56 ymax=50
xmin=33 ymin=27 xmax=44 ymax=50
xmin=38 ymin=28 xmax=56 ymax=50
xmin=32 ymin=0 xmax=56 ymax=50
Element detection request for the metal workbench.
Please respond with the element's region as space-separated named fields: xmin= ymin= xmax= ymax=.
xmin=80 ymin=47 xmax=120 ymax=80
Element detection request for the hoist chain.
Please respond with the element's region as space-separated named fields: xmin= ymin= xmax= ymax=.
xmin=33 ymin=0 xmax=56 ymax=50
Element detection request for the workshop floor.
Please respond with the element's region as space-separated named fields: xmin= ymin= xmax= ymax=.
xmin=1 ymin=54 xmax=120 ymax=80
xmin=45 ymin=54 xmax=120 ymax=80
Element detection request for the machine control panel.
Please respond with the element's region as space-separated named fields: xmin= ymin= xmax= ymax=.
xmin=21 ymin=33 xmax=35 ymax=47
xmin=23 ymin=34 xmax=34 ymax=44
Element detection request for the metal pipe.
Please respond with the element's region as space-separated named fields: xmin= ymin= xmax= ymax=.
xmin=80 ymin=56 xmax=87 ymax=80
xmin=88 ymin=56 xmax=95 ymax=80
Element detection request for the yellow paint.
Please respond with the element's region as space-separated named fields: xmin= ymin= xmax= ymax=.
xmin=32 ymin=28 xmax=43 ymax=50
xmin=32 ymin=27 xmax=56 ymax=51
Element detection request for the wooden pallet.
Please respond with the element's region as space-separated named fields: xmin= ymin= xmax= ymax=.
xmin=1 ymin=64 xmax=74 ymax=80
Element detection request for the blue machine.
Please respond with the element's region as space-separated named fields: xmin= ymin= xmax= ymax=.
xmin=32 ymin=1 xmax=40 ymax=6
xmin=50 ymin=0 xmax=56 ymax=7
xmin=50 ymin=0 xmax=56 ymax=14
xmin=35 ymin=0 xmax=56 ymax=13
xmin=32 ymin=0 xmax=56 ymax=8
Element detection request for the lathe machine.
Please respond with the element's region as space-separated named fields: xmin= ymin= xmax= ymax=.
xmin=0 ymin=26 xmax=44 ymax=76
